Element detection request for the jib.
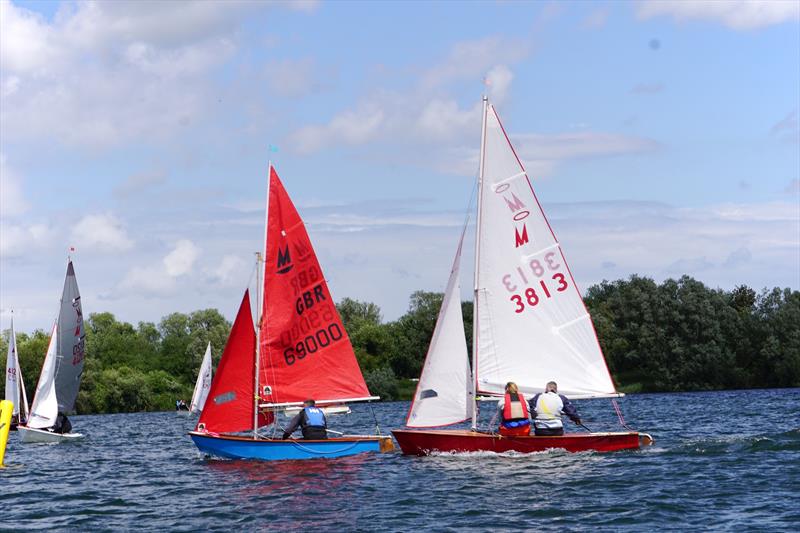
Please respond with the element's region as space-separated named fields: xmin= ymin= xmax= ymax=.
xmin=296 ymin=284 xmax=326 ymax=315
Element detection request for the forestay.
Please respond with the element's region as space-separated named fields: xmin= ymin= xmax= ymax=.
xmin=54 ymin=261 xmax=85 ymax=414
xmin=475 ymin=106 xmax=617 ymax=399
xmin=190 ymin=342 xmax=212 ymax=413
xmin=406 ymin=228 xmax=473 ymax=428
xmin=27 ymin=323 xmax=59 ymax=429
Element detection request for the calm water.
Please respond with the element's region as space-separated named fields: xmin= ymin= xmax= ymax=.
xmin=2 ymin=389 xmax=799 ymax=531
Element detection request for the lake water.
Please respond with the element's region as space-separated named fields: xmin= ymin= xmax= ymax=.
xmin=2 ymin=389 xmax=799 ymax=531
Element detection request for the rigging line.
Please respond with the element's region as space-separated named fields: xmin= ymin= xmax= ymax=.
xmin=611 ymin=398 xmax=635 ymax=431
xmin=368 ymin=402 xmax=381 ymax=436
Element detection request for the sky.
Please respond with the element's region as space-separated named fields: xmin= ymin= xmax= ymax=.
xmin=1 ymin=0 xmax=798 ymax=333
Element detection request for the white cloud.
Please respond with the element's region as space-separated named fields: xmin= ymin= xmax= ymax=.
xmin=0 ymin=154 xmax=29 ymax=217
xmin=114 ymin=169 xmax=167 ymax=198
xmin=0 ymin=0 xmax=314 ymax=148
xmin=636 ymin=0 xmax=800 ymax=30
xmin=208 ymin=254 xmax=248 ymax=286
xmin=290 ymin=104 xmax=385 ymax=154
xmin=485 ymin=65 xmax=514 ymax=104
xmin=164 ymin=239 xmax=200 ymax=276
xmin=119 ymin=265 xmax=176 ymax=295
xmin=0 ymin=222 xmax=55 ymax=257
xmin=265 ymin=57 xmax=328 ymax=98
xmin=71 ymin=213 xmax=134 ymax=252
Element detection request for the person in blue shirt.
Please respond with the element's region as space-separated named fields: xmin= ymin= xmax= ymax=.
xmin=282 ymin=399 xmax=328 ymax=440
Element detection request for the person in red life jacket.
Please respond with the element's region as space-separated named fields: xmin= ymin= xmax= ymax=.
xmin=528 ymin=381 xmax=581 ymax=436
xmin=495 ymin=382 xmax=531 ymax=436
xmin=282 ymin=399 xmax=328 ymax=440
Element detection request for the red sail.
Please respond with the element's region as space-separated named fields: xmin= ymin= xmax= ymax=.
xmin=198 ymin=291 xmax=270 ymax=433
xmin=259 ymin=167 xmax=371 ymax=404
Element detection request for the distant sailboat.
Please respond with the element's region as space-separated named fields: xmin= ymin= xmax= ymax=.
xmin=392 ymin=98 xmax=653 ymax=455
xmin=19 ymin=260 xmax=86 ymax=443
xmin=189 ymin=165 xmax=393 ymax=460
xmin=4 ymin=316 xmax=30 ymax=430
xmin=189 ymin=342 xmax=212 ymax=414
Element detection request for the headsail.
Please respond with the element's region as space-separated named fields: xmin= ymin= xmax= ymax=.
xmin=190 ymin=342 xmax=213 ymax=413
xmin=27 ymin=323 xmax=59 ymax=429
xmin=259 ymin=167 xmax=372 ymax=405
xmin=474 ymin=105 xmax=617 ymax=399
xmin=407 ymin=227 xmax=473 ymax=427
xmin=54 ymin=260 xmax=85 ymax=413
xmin=197 ymin=291 xmax=270 ymax=433
xmin=5 ymin=317 xmax=29 ymax=420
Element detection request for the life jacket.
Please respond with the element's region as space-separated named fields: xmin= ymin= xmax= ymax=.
xmin=303 ymin=406 xmax=326 ymax=428
xmin=502 ymin=393 xmax=529 ymax=422
xmin=534 ymin=392 xmax=564 ymax=429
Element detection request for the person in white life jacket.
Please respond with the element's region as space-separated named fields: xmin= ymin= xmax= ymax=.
xmin=528 ymin=381 xmax=581 ymax=436
xmin=495 ymin=382 xmax=531 ymax=436
xmin=282 ymin=399 xmax=328 ymax=440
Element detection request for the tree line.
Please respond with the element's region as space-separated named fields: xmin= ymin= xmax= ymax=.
xmin=2 ymin=275 xmax=798 ymax=414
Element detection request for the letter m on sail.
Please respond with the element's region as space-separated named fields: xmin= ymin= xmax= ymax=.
xmin=277 ymin=245 xmax=293 ymax=274
xmin=505 ymin=193 xmax=526 ymax=213
xmin=515 ymin=225 xmax=529 ymax=248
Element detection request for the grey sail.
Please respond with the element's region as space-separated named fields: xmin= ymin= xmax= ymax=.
xmin=54 ymin=260 xmax=86 ymax=414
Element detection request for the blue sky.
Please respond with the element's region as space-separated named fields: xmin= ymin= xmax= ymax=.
xmin=1 ymin=0 xmax=798 ymax=333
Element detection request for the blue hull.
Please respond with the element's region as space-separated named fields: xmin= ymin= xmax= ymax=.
xmin=189 ymin=431 xmax=390 ymax=461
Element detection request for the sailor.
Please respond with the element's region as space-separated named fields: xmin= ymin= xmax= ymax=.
xmin=496 ymin=382 xmax=531 ymax=436
xmin=529 ymin=381 xmax=581 ymax=436
xmin=52 ymin=412 xmax=72 ymax=434
xmin=282 ymin=399 xmax=328 ymax=440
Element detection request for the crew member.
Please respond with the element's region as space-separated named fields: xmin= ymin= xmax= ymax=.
xmin=282 ymin=399 xmax=328 ymax=440
xmin=529 ymin=381 xmax=581 ymax=436
xmin=496 ymin=382 xmax=531 ymax=436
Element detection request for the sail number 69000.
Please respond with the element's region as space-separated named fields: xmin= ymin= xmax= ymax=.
xmin=509 ymin=273 xmax=568 ymax=313
xmin=283 ymin=323 xmax=343 ymax=365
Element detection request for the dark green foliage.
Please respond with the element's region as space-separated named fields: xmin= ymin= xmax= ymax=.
xmin=2 ymin=277 xmax=797 ymax=413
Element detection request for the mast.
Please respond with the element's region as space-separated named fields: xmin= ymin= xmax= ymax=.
xmin=471 ymin=95 xmax=489 ymax=430
xmin=253 ymin=161 xmax=272 ymax=439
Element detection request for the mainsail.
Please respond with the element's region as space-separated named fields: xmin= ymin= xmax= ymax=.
xmin=259 ymin=167 xmax=372 ymax=405
xmin=5 ymin=317 xmax=29 ymax=420
xmin=190 ymin=342 xmax=212 ymax=413
xmin=27 ymin=323 xmax=59 ymax=429
xmin=407 ymin=228 xmax=472 ymax=428
xmin=474 ymin=105 xmax=616 ymax=399
xmin=54 ymin=261 xmax=85 ymax=413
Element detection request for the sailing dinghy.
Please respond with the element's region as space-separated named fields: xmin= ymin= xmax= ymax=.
xmin=19 ymin=260 xmax=86 ymax=443
xmin=189 ymin=166 xmax=393 ymax=460
xmin=4 ymin=315 xmax=30 ymax=431
xmin=189 ymin=342 xmax=213 ymax=415
xmin=392 ymin=98 xmax=653 ymax=455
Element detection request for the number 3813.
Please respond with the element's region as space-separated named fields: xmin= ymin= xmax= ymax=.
xmin=509 ymin=273 xmax=568 ymax=313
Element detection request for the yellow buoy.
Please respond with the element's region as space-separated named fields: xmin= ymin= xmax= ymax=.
xmin=0 ymin=400 xmax=13 ymax=468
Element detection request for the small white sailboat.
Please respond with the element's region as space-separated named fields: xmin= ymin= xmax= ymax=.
xmin=19 ymin=260 xmax=86 ymax=443
xmin=188 ymin=342 xmax=213 ymax=415
xmin=4 ymin=315 xmax=30 ymax=430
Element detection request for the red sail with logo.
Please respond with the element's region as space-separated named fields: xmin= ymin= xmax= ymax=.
xmin=197 ymin=291 xmax=270 ymax=433
xmin=259 ymin=167 xmax=371 ymax=404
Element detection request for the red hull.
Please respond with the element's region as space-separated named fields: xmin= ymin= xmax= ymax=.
xmin=392 ymin=429 xmax=651 ymax=455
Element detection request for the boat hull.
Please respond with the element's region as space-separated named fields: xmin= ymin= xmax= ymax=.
xmin=18 ymin=426 xmax=84 ymax=443
xmin=189 ymin=431 xmax=395 ymax=461
xmin=392 ymin=429 xmax=652 ymax=455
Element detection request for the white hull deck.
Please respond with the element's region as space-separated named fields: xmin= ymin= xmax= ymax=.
xmin=18 ymin=426 xmax=84 ymax=443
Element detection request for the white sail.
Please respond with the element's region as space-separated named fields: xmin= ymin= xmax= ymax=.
xmin=190 ymin=342 xmax=213 ymax=413
xmin=5 ymin=316 xmax=28 ymax=419
xmin=406 ymin=228 xmax=473 ymax=427
xmin=27 ymin=323 xmax=60 ymax=429
xmin=54 ymin=260 xmax=85 ymax=414
xmin=474 ymin=105 xmax=617 ymax=399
